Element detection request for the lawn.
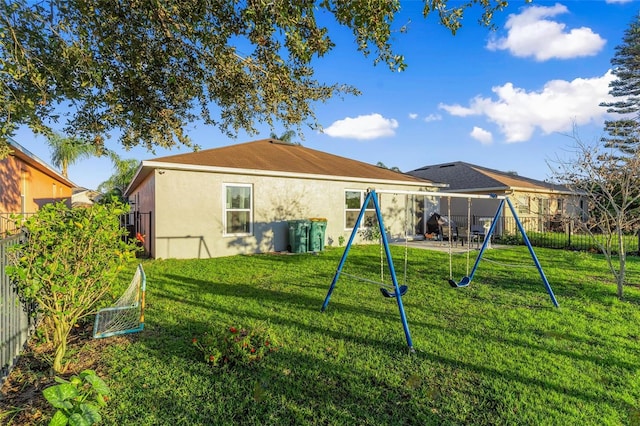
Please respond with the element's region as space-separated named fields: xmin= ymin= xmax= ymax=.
xmin=4 ymin=245 xmax=640 ymax=425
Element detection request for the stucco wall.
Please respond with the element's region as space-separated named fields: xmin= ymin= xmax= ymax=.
xmin=134 ymin=168 xmax=434 ymax=259
xmin=0 ymin=153 xmax=72 ymax=213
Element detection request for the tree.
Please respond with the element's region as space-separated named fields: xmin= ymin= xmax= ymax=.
xmin=376 ymin=161 xmax=401 ymax=172
xmin=97 ymin=152 xmax=139 ymax=196
xmin=6 ymin=200 xmax=139 ymax=372
xmin=1 ymin=1 xmax=515 ymax=157
xmin=599 ymin=14 xmax=640 ymax=156
xmin=550 ymin=134 xmax=640 ymax=300
xmin=269 ymin=130 xmax=300 ymax=145
xmin=47 ymin=132 xmax=100 ymax=178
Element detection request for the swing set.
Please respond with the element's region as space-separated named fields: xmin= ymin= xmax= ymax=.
xmin=321 ymin=188 xmax=559 ymax=351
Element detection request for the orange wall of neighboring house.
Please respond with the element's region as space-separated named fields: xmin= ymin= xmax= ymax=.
xmin=0 ymin=150 xmax=73 ymax=214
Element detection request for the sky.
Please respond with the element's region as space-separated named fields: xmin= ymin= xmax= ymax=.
xmin=11 ymin=0 xmax=640 ymax=190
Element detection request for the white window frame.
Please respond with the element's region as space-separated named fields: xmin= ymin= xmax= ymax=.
xmin=223 ymin=183 xmax=253 ymax=236
xmin=517 ymin=195 xmax=530 ymax=215
xmin=344 ymin=189 xmax=377 ymax=230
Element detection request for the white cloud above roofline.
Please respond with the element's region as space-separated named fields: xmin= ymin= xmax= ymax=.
xmin=470 ymin=127 xmax=493 ymax=145
xmin=323 ymin=113 xmax=399 ymax=140
xmin=323 ymin=113 xmax=398 ymax=140
xmin=439 ymin=70 xmax=615 ymax=143
xmin=486 ymin=3 xmax=606 ymax=61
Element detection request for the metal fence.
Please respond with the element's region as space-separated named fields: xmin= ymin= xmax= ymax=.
xmin=121 ymin=211 xmax=152 ymax=258
xmin=1 ymin=232 xmax=35 ymax=384
xmin=1 ymin=213 xmax=36 ymax=238
xmin=446 ymin=213 xmax=640 ymax=255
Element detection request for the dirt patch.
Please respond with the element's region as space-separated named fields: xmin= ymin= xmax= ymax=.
xmin=0 ymin=321 xmax=129 ymax=425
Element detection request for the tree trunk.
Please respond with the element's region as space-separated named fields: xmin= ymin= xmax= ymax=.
xmin=52 ymin=321 xmax=71 ymax=373
xmin=617 ymin=229 xmax=626 ymax=300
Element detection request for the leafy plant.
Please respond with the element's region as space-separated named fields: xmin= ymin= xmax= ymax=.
xmin=6 ymin=200 xmax=139 ymax=372
xmin=338 ymin=235 xmax=345 ymax=247
xmin=193 ymin=322 xmax=279 ymax=368
xmin=43 ymin=369 xmax=110 ymax=426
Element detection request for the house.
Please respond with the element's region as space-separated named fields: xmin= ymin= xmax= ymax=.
xmin=72 ymin=188 xmax=102 ymax=208
xmin=0 ymin=137 xmax=76 ymax=235
xmin=124 ymin=139 xmax=442 ymax=259
xmin=407 ymin=161 xmax=585 ymax=236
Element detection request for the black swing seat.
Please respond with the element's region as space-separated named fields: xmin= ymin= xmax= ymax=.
xmin=448 ymin=276 xmax=470 ymax=288
xmin=380 ymin=285 xmax=408 ymax=298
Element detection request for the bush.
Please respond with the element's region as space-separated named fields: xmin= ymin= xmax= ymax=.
xmin=7 ymin=200 xmax=139 ymax=373
xmin=193 ymin=322 xmax=279 ymax=368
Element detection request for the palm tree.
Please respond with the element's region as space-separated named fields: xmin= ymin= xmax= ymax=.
xmin=47 ymin=133 xmax=100 ymax=178
xmin=376 ymin=161 xmax=401 ymax=172
xmin=269 ymin=130 xmax=301 ymax=145
xmin=97 ymin=152 xmax=139 ymax=196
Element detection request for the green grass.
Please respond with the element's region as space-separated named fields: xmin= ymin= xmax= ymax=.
xmin=98 ymin=246 xmax=640 ymax=425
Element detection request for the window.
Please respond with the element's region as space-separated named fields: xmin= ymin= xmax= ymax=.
xmin=224 ymin=184 xmax=252 ymax=235
xmin=516 ymin=195 xmax=530 ymax=215
xmin=537 ymin=198 xmax=549 ymax=216
xmin=345 ymin=190 xmax=377 ymax=229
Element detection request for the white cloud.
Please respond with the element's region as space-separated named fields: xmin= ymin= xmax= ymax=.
xmin=439 ymin=104 xmax=475 ymax=117
xmin=323 ymin=113 xmax=399 ymax=140
xmin=486 ymin=4 xmax=606 ymax=61
xmin=470 ymin=127 xmax=493 ymax=145
xmin=423 ymin=113 xmax=442 ymax=122
xmin=408 ymin=113 xmax=418 ymax=119
xmin=439 ymin=71 xmax=616 ymax=143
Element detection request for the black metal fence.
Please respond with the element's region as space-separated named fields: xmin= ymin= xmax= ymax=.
xmin=121 ymin=211 xmax=152 ymax=258
xmin=446 ymin=213 xmax=639 ymax=255
xmin=0 ymin=232 xmax=35 ymax=384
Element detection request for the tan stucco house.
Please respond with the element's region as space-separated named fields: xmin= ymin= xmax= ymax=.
xmin=407 ymin=161 xmax=585 ymax=235
xmin=1 ymin=137 xmax=76 ymax=235
xmin=125 ymin=139 xmax=443 ymax=259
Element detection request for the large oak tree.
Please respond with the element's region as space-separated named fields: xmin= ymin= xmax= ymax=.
xmin=1 ymin=0 xmax=514 ymax=158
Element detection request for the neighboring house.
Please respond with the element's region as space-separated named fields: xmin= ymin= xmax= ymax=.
xmin=72 ymin=188 xmax=102 ymax=208
xmin=0 ymin=137 xmax=76 ymax=234
xmin=124 ymin=139 xmax=443 ymax=259
xmin=407 ymin=161 xmax=585 ymax=235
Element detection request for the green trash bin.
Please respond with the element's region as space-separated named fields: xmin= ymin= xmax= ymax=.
xmin=288 ymin=220 xmax=310 ymax=253
xmin=309 ymin=218 xmax=327 ymax=252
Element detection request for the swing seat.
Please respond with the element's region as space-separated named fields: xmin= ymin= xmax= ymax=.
xmin=380 ymin=285 xmax=408 ymax=298
xmin=448 ymin=276 xmax=470 ymax=288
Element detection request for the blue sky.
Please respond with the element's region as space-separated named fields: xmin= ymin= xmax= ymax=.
xmin=12 ymin=0 xmax=639 ymax=190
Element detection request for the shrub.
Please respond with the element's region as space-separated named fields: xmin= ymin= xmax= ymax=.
xmin=6 ymin=200 xmax=139 ymax=372
xmin=193 ymin=322 xmax=279 ymax=368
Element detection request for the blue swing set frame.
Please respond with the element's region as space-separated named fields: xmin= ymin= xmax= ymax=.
xmin=447 ymin=197 xmax=559 ymax=309
xmin=321 ymin=189 xmax=414 ymax=350
xmin=321 ymin=189 xmax=559 ymax=351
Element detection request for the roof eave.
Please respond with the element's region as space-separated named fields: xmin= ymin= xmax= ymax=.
xmin=125 ymin=161 xmax=444 ymax=195
xmin=8 ymin=138 xmax=78 ymax=188
xmin=441 ymin=185 xmax=577 ymax=196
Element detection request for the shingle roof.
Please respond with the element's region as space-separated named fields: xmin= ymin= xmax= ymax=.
xmin=147 ymin=139 xmax=429 ymax=183
xmin=407 ymin=161 xmax=571 ymax=193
